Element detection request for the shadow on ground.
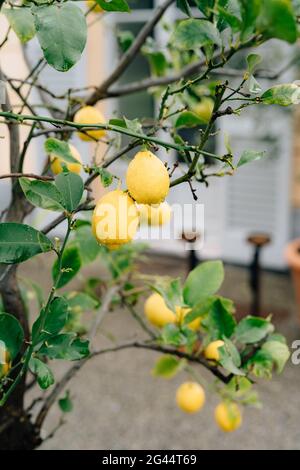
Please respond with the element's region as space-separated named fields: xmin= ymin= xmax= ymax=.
xmin=20 ymin=253 xmax=300 ymax=450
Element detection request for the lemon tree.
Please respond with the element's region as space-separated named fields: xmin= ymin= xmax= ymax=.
xmin=0 ymin=0 xmax=296 ymax=449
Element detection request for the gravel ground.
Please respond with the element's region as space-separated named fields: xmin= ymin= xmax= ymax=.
xmin=19 ymin=253 xmax=300 ymax=450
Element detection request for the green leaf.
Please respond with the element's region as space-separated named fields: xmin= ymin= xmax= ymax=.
xmin=261 ymin=83 xmax=300 ymax=106
xmin=246 ymin=349 xmax=273 ymax=379
xmin=124 ymin=116 xmax=143 ymax=135
xmin=108 ymin=118 xmax=127 ymax=128
xmin=33 ymin=3 xmax=87 ymax=72
xmin=237 ymin=149 xmax=266 ymax=167
xmin=0 ymin=313 xmax=24 ymax=360
xmin=39 ymin=333 xmax=90 ymax=360
xmin=239 ymin=0 xmax=261 ymax=41
xmin=183 ymin=297 xmax=214 ymax=325
xmin=143 ymin=51 xmax=168 ymax=77
xmin=72 ymin=224 xmax=101 ymax=265
xmin=202 ymin=298 xmax=236 ymax=339
xmin=29 ymin=357 xmax=54 ymax=390
xmin=44 ymin=138 xmax=79 ymax=165
xmin=235 ymin=316 xmax=274 ymax=344
xmin=64 ymin=291 xmax=99 ymax=314
xmin=262 ymin=340 xmax=290 ymax=373
xmin=171 ymin=19 xmax=221 ymax=51
xmin=92 ymin=167 xmax=114 ymax=188
xmin=58 ymin=391 xmax=73 ymax=413
xmin=175 ymin=111 xmax=204 ymax=128
xmin=256 ymin=0 xmax=297 ymax=44
xmin=55 ymin=172 xmax=84 ymax=212
xmin=117 ymin=30 xmax=135 ymax=52
xmin=95 ymin=0 xmax=130 ymax=12
xmin=153 ymin=278 xmax=183 ymax=312
xmin=161 ymin=323 xmax=186 ymax=347
xmin=246 ymin=53 xmax=262 ymax=74
xmin=217 ymin=1 xmax=242 ymax=33
xmin=52 ymin=246 xmax=82 ymax=289
xmin=19 ymin=178 xmax=65 ymax=212
xmin=152 ymin=354 xmax=185 ymax=379
xmin=219 ymin=338 xmax=245 ymax=376
xmin=183 ymin=260 xmax=224 ymax=306
xmin=176 ymin=0 xmax=191 ymax=16
xmin=0 ymin=223 xmax=53 ymax=264
xmin=194 ymin=0 xmax=214 ymax=16
xmin=32 ymin=297 xmax=69 ymax=344
xmin=3 ymin=7 xmax=35 ymax=43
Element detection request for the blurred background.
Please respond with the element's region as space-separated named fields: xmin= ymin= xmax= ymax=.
xmin=1 ymin=0 xmax=300 ymax=449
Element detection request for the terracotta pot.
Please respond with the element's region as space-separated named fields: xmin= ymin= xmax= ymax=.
xmin=285 ymin=239 xmax=300 ymax=322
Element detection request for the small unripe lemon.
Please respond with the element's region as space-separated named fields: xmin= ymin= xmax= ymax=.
xmin=92 ymin=190 xmax=139 ymax=249
xmin=176 ymin=306 xmax=201 ymax=332
xmin=50 ymin=143 xmax=82 ymax=175
xmin=74 ymin=106 xmax=106 ymax=141
xmin=139 ymin=202 xmax=171 ymax=226
xmin=86 ymin=1 xmax=103 ymax=13
xmin=192 ymin=97 xmax=214 ymax=124
xmin=215 ymin=402 xmax=242 ymax=432
xmin=144 ymin=293 xmax=176 ymax=328
xmin=204 ymin=340 xmax=224 ymax=361
xmin=126 ymin=150 xmax=170 ymax=204
xmin=0 ymin=342 xmax=11 ymax=380
xmin=176 ymin=382 xmax=205 ymax=413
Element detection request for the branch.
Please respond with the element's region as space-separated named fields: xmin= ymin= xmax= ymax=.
xmin=0 ymin=173 xmax=53 ymax=182
xmin=34 ymin=339 xmax=231 ymax=430
xmin=0 ymin=110 xmax=207 ymax=154
xmin=85 ymin=0 xmax=175 ymax=104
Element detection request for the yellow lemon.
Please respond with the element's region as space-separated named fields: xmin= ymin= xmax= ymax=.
xmin=138 ymin=202 xmax=172 ymax=226
xmin=50 ymin=143 xmax=82 ymax=175
xmin=204 ymin=340 xmax=224 ymax=361
xmin=215 ymin=402 xmax=242 ymax=432
xmin=176 ymin=382 xmax=205 ymax=413
xmin=144 ymin=293 xmax=201 ymax=331
xmin=92 ymin=190 xmax=139 ymax=249
xmin=86 ymin=1 xmax=103 ymax=13
xmin=74 ymin=106 xmax=106 ymax=141
xmin=126 ymin=150 xmax=170 ymax=204
xmin=176 ymin=306 xmax=201 ymax=332
xmin=192 ymin=97 xmax=214 ymax=124
xmin=0 ymin=342 xmax=11 ymax=380
xmin=144 ymin=293 xmax=176 ymax=328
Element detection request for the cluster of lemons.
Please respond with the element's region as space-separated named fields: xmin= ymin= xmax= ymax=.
xmin=145 ymin=293 xmax=242 ymax=432
xmin=49 ymin=105 xmax=172 ymax=249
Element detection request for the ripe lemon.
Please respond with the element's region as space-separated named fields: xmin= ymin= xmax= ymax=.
xmin=74 ymin=106 xmax=106 ymax=141
xmin=139 ymin=202 xmax=172 ymax=226
xmin=204 ymin=340 xmax=224 ymax=361
xmin=144 ymin=293 xmax=201 ymax=330
xmin=92 ymin=190 xmax=139 ymax=249
xmin=144 ymin=293 xmax=176 ymax=328
xmin=0 ymin=342 xmax=11 ymax=380
xmin=126 ymin=150 xmax=170 ymax=204
xmin=86 ymin=1 xmax=103 ymax=13
xmin=215 ymin=402 xmax=242 ymax=432
xmin=176 ymin=306 xmax=201 ymax=332
xmin=176 ymin=382 xmax=205 ymax=413
xmin=50 ymin=143 xmax=82 ymax=175
xmin=192 ymin=97 xmax=214 ymax=124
